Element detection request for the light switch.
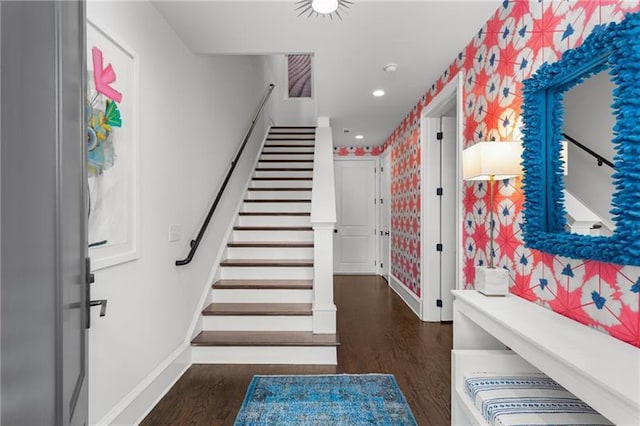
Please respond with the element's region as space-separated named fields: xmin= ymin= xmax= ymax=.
xmin=169 ymin=225 xmax=181 ymax=242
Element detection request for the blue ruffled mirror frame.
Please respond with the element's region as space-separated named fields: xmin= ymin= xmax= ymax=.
xmin=521 ymin=12 xmax=640 ymax=266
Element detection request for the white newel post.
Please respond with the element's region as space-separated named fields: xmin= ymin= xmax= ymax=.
xmin=310 ymin=118 xmax=337 ymax=334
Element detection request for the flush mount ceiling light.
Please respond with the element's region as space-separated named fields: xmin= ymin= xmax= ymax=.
xmin=373 ymin=89 xmax=385 ymax=97
xmin=295 ymin=0 xmax=353 ymax=20
xmin=355 ymin=135 xmax=364 ymax=140
xmin=383 ymin=63 xmax=399 ymax=73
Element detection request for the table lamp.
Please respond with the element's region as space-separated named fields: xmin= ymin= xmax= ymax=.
xmin=462 ymin=141 xmax=523 ymax=295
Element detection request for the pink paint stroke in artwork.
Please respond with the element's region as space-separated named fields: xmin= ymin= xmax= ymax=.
xmin=91 ymin=47 xmax=123 ymax=103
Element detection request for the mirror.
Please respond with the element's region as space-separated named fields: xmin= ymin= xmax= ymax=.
xmin=521 ymin=12 xmax=640 ymax=266
xmin=562 ymin=70 xmax=616 ymax=236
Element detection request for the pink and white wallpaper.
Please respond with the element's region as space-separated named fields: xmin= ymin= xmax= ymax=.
xmin=382 ymin=0 xmax=640 ymax=347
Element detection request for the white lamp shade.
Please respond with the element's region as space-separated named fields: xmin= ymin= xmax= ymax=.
xmin=312 ymin=0 xmax=338 ymax=14
xmin=462 ymin=141 xmax=523 ymax=181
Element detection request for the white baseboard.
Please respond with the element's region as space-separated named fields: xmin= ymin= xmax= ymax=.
xmin=96 ymin=343 xmax=191 ymax=426
xmin=389 ymin=274 xmax=421 ymax=319
xmin=191 ymin=346 xmax=337 ymax=365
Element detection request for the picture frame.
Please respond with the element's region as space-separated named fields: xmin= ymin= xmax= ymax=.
xmin=87 ymin=19 xmax=139 ymax=270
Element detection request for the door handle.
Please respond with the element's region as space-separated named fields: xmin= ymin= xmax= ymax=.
xmin=89 ymin=299 xmax=108 ymax=317
xmin=384 ymin=231 xmax=390 ymax=235
xmin=334 ymin=229 xmax=338 ymax=234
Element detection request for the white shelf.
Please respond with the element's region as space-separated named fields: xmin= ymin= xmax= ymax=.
xmin=452 ymin=290 xmax=640 ymax=425
xmin=452 ymin=349 xmax=541 ymax=425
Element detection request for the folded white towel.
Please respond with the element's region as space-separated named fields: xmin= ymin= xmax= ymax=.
xmin=463 ymin=372 xmax=612 ymax=426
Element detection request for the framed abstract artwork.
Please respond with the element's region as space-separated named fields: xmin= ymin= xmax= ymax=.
xmin=87 ymin=19 xmax=139 ymax=270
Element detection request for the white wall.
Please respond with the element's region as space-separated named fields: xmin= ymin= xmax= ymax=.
xmin=86 ymin=1 xmax=270 ymax=423
xmin=563 ymin=71 xmax=616 ymax=226
xmin=262 ymin=54 xmax=317 ymax=126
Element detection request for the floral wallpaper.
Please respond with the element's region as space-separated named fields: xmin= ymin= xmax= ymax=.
xmin=382 ymin=0 xmax=640 ymax=347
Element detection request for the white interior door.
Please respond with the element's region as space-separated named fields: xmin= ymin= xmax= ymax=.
xmin=440 ymin=116 xmax=457 ymax=321
xmin=334 ymin=159 xmax=376 ymax=274
xmin=379 ymin=153 xmax=391 ymax=281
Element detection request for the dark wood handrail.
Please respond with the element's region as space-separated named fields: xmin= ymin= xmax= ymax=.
xmin=562 ymin=132 xmax=614 ymax=169
xmin=176 ymin=84 xmax=275 ymax=266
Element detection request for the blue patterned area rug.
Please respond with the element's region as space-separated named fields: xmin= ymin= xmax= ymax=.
xmin=234 ymin=374 xmax=418 ymax=425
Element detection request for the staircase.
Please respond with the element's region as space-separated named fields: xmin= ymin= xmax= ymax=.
xmin=190 ymin=126 xmax=339 ymax=364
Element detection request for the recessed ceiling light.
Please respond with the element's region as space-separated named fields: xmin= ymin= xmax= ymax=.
xmin=373 ymin=89 xmax=385 ymax=97
xmin=355 ymin=135 xmax=364 ymax=140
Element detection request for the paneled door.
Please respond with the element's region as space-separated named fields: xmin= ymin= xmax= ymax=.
xmin=334 ymin=159 xmax=376 ymax=274
xmin=1 ymin=1 xmax=89 ymax=424
xmin=379 ymin=153 xmax=391 ymax=281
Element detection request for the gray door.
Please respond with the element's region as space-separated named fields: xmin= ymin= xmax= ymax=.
xmin=1 ymin=1 xmax=89 ymax=425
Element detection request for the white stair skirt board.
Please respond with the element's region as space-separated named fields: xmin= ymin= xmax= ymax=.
xmin=242 ymin=202 xmax=311 ymax=213
xmin=226 ymin=246 xmax=314 ymax=260
xmin=202 ymin=315 xmax=313 ymax=332
xmin=251 ymin=180 xmax=312 ymax=188
xmin=191 ymin=346 xmax=336 ymax=365
xmin=246 ymin=190 xmax=312 ymax=200
xmin=220 ymin=266 xmax=313 ymax=280
xmin=259 ymin=154 xmax=314 ymax=161
xmin=232 ymin=230 xmax=313 ymax=241
xmin=237 ymin=215 xmax=311 ymax=227
xmin=212 ymin=288 xmax=313 ymax=303
xmin=254 ymin=170 xmax=313 ymax=178
xmin=257 ymin=162 xmax=313 ymax=169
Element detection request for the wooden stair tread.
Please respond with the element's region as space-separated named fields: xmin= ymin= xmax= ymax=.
xmin=254 ymin=168 xmax=313 ymax=171
xmin=252 ymin=177 xmax=312 ymax=181
xmin=202 ymin=303 xmax=312 ymax=316
xmin=247 ymin=188 xmax=311 ymax=191
xmin=191 ymin=331 xmax=339 ymax=347
xmin=259 ymin=159 xmax=314 ymax=163
xmin=238 ymin=212 xmax=310 ymax=216
xmin=243 ymin=199 xmax=311 ymax=203
xmin=213 ymin=279 xmax=313 ymax=290
xmin=227 ymin=241 xmax=314 ymax=248
xmin=261 ymin=151 xmax=314 ymax=155
xmin=233 ymin=226 xmax=312 ymax=230
xmin=220 ymin=259 xmax=313 ymax=267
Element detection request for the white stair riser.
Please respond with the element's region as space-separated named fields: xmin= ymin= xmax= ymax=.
xmin=212 ymin=288 xmax=313 ymax=303
xmin=247 ymin=190 xmax=312 ymax=200
xmin=232 ymin=230 xmax=313 ymax=241
xmin=242 ymin=202 xmax=310 ymax=212
xmin=191 ymin=346 xmax=336 ymax=365
xmin=257 ymin=162 xmax=313 ymax=169
xmin=264 ymin=141 xmax=315 ymax=147
xmin=226 ymin=246 xmax=314 ymax=259
xmin=254 ymin=170 xmax=313 ymax=178
xmin=220 ymin=266 xmax=313 ymax=280
xmin=266 ymin=135 xmax=315 ymax=140
xmin=262 ymin=146 xmax=314 ymax=153
xmin=251 ymin=179 xmax=312 ymax=188
xmin=202 ymin=315 xmax=312 ymax=331
xmin=237 ymin=215 xmax=311 ymax=227
xmin=260 ymin=154 xmax=314 ymax=161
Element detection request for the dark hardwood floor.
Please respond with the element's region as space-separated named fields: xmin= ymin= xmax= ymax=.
xmin=141 ymin=275 xmax=453 ymax=425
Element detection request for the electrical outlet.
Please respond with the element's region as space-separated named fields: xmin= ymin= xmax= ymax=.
xmin=169 ymin=225 xmax=181 ymax=242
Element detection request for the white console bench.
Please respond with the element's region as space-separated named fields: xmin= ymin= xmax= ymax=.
xmin=451 ymin=290 xmax=640 ymax=425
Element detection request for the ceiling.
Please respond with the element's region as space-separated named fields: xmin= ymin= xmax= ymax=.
xmin=152 ymin=0 xmax=500 ymax=147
